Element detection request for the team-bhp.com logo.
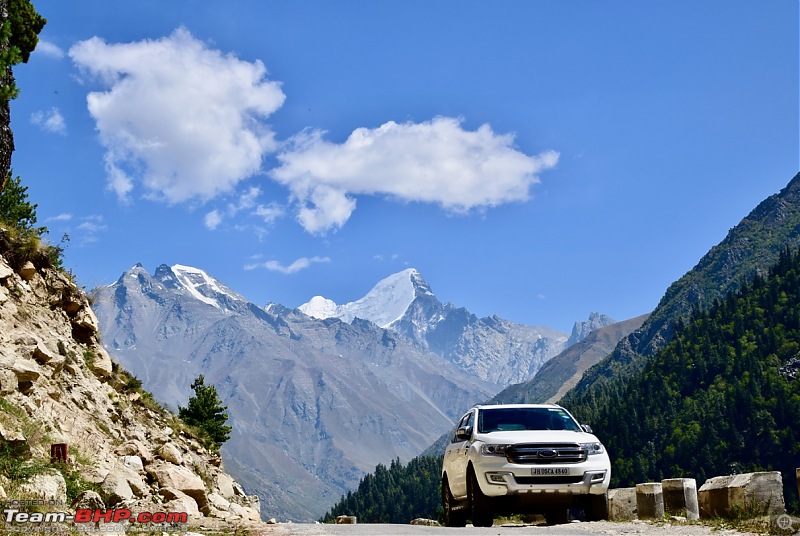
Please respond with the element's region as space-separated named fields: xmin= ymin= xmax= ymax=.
xmin=4 ymin=507 xmax=188 ymax=529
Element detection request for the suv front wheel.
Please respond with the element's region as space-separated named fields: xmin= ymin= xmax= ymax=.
xmin=468 ymin=467 xmax=493 ymax=527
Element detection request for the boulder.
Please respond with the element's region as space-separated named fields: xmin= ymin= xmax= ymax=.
xmin=115 ymin=440 xmax=153 ymax=463
xmin=87 ymin=349 xmax=113 ymax=378
xmin=71 ymin=490 xmax=105 ymax=511
xmin=0 ymin=259 xmax=12 ymax=280
xmin=0 ymin=368 xmax=15 ymax=395
xmin=119 ymin=455 xmax=144 ymax=473
xmin=215 ymin=473 xmax=236 ymax=499
xmin=19 ymin=261 xmax=36 ymax=281
xmin=159 ymin=442 xmax=182 ymax=465
xmin=18 ymin=471 xmax=67 ymax=503
xmin=101 ymin=472 xmax=134 ymax=505
xmin=32 ymin=341 xmax=60 ymax=364
xmin=0 ymin=423 xmax=27 ymax=451
xmin=207 ymin=492 xmax=231 ymax=512
xmin=240 ymin=494 xmax=261 ymax=517
xmin=147 ymin=461 xmax=206 ymax=509
xmin=101 ymin=463 xmax=149 ymax=504
xmin=11 ymin=358 xmax=41 ymax=382
xmin=159 ymin=488 xmax=201 ymax=518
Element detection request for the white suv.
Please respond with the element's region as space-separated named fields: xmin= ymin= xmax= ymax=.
xmin=441 ymin=404 xmax=611 ymax=527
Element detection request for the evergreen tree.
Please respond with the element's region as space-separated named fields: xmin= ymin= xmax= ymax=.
xmin=178 ymin=375 xmax=232 ymax=452
xmin=0 ymin=172 xmax=41 ymax=231
xmin=321 ymin=456 xmax=443 ymax=523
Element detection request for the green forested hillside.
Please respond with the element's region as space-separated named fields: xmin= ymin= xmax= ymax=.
xmin=564 ymin=247 xmax=800 ymax=509
xmin=320 ymin=456 xmax=442 ymax=523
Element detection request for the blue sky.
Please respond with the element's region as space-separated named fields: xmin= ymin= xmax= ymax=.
xmin=11 ymin=1 xmax=799 ymax=332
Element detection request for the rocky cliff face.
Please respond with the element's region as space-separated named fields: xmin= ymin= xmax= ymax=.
xmin=0 ymin=243 xmax=262 ymax=530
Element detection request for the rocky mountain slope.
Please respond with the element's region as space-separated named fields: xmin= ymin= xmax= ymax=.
xmin=566 ymin=172 xmax=800 ymax=402
xmin=300 ymin=268 xmax=607 ymax=385
xmin=0 ymin=238 xmax=262 ymax=531
xmin=91 ymin=264 xmax=497 ymax=521
xmin=491 ymin=314 xmax=648 ymax=404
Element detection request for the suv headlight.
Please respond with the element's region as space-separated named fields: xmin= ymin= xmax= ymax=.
xmin=580 ymin=442 xmax=605 ymax=455
xmin=481 ymin=444 xmax=511 ymax=456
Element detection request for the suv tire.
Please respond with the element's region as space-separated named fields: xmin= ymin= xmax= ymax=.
xmin=544 ymin=508 xmax=569 ymax=525
xmin=584 ymin=493 xmax=608 ymax=521
xmin=468 ymin=467 xmax=493 ymax=527
xmin=442 ymin=476 xmax=467 ymax=527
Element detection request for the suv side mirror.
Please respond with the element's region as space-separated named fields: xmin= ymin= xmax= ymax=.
xmin=456 ymin=425 xmax=473 ymax=441
xmin=581 ymin=424 xmax=593 ymax=434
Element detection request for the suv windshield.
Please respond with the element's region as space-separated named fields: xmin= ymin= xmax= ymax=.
xmin=477 ymin=407 xmax=582 ymax=433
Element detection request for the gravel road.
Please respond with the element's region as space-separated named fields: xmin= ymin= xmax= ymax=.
xmin=247 ymin=519 xmax=777 ymax=536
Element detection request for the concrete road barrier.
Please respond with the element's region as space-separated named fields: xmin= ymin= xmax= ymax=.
xmin=636 ymin=482 xmax=664 ymax=519
xmin=662 ymin=478 xmax=699 ymax=520
xmin=698 ymin=471 xmax=785 ymax=518
xmin=608 ymin=487 xmax=637 ymax=521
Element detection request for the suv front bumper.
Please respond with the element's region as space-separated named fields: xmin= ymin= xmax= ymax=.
xmin=476 ymin=455 xmax=611 ymax=497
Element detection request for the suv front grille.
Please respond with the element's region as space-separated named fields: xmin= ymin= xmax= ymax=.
xmin=506 ymin=443 xmax=587 ymax=464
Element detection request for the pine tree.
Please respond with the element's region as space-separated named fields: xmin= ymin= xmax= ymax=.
xmin=0 ymin=172 xmax=41 ymax=231
xmin=179 ymin=375 xmax=232 ymax=452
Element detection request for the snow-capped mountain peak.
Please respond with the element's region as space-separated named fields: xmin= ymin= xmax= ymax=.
xmin=153 ymin=264 xmax=245 ymax=310
xmin=298 ymin=268 xmax=428 ymax=328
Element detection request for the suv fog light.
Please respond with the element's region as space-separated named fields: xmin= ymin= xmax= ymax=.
xmin=590 ymin=471 xmax=606 ymax=482
xmin=487 ymin=472 xmax=510 ymax=483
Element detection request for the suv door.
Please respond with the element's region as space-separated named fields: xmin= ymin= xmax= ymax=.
xmin=447 ymin=410 xmax=474 ymax=498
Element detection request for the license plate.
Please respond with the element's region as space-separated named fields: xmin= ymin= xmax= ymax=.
xmin=531 ymin=468 xmax=569 ymax=475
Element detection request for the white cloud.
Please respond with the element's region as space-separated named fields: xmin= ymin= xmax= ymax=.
xmin=68 ymin=28 xmax=286 ymax=203
xmin=253 ymin=203 xmax=284 ymax=225
xmin=77 ymin=221 xmax=107 ymax=233
xmin=204 ymin=210 xmax=223 ymax=230
xmin=72 ymin=216 xmax=107 ymax=246
xmin=46 ymin=213 xmax=73 ymax=222
xmin=236 ymin=187 xmax=261 ymax=210
xmin=35 ymin=40 xmax=65 ymax=59
xmin=30 ymin=108 xmax=66 ymax=135
xmin=244 ymin=256 xmax=331 ymax=274
xmin=272 ymin=117 xmax=559 ymax=234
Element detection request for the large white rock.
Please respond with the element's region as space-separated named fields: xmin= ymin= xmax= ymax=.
xmin=214 ymin=472 xmax=236 ymax=499
xmin=119 ymin=455 xmax=144 ymax=473
xmin=159 ymin=487 xmax=201 ymax=518
xmin=19 ymin=471 xmax=67 ymax=503
xmin=102 ymin=462 xmax=149 ymax=504
xmin=147 ymin=462 xmax=205 ymax=497
xmin=0 ymin=259 xmax=13 ymax=279
xmin=159 ymin=442 xmax=183 ymax=465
